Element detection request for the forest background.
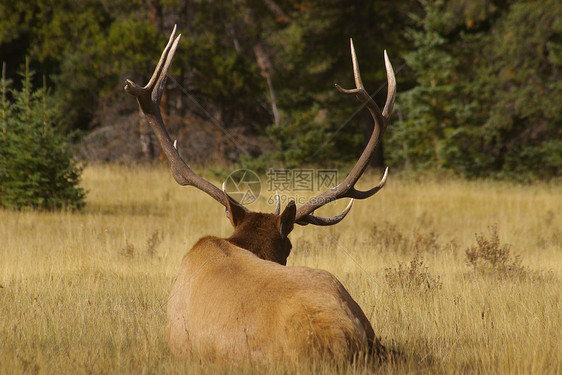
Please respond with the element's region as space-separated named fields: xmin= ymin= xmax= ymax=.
xmin=1 ymin=0 xmax=561 ymax=181
xmin=1 ymin=2 xmax=561 ymax=372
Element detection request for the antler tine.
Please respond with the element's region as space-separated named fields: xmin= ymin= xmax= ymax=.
xmin=382 ymin=50 xmax=396 ymax=119
xmin=125 ymin=26 xmax=247 ymax=214
xmin=124 ymin=26 xmax=179 ymax=103
xmin=294 ymin=41 xmax=395 ymax=226
xmin=296 ymin=199 xmax=354 ymax=226
xmin=345 ymin=166 xmax=388 ymax=199
xmin=350 ymin=39 xmax=364 ymax=90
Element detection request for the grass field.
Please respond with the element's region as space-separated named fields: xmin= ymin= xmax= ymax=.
xmin=1 ymin=164 xmax=561 ymax=374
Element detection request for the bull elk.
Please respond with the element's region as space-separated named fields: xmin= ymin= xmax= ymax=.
xmin=124 ymin=26 xmax=396 ymax=365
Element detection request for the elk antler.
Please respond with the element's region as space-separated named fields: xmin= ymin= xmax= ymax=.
xmin=124 ymin=26 xmax=247 ymax=214
xmin=295 ymin=39 xmax=396 ymax=226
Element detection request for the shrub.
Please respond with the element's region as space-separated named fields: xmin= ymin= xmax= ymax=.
xmin=384 ymin=251 xmax=442 ymax=292
xmin=120 ymin=230 xmax=163 ymax=259
xmin=372 ymin=221 xmax=410 ymax=252
xmin=465 ymin=224 xmax=527 ymax=279
xmin=0 ymin=61 xmax=85 ymax=210
xmin=372 ymin=221 xmax=454 ymax=254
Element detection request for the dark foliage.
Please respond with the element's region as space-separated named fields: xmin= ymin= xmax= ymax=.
xmin=0 ymin=0 xmax=559 ymax=179
xmin=0 ymin=62 xmax=85 ymax=210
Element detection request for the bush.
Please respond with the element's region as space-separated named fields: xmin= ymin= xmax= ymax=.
xmin=257 ymin=105 xmax=337 ymax=170
xmin=384 ymin=251 xmax=442 ymax=292
xmin=0 ymin=62 xmax=85 ymax=210
xmin=372 ymin=221 xmax=455 ymax=254
xmin=465 ymin=224 xmax=527 ymax=279
xmin=119 ymin=230 xmax=163 ymax=259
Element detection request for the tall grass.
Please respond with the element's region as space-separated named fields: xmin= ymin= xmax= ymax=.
xmin=1 ymin=164 xmax=560 ymax=374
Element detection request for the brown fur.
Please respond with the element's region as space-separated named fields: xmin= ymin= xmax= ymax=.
xmin=166 ymin=200 xmax=386 ymax=364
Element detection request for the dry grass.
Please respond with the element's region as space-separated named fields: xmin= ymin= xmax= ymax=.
xmin=1 ymin=164 xmax=560 ymax=374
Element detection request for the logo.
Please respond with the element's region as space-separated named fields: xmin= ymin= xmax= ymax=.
xmin=223 ymin=169 xmax=262 ymax=205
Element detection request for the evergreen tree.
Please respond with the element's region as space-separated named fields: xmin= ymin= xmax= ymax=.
xmin=0 ymin=61 xmax=85 ymax=210
xmin=389 ymin=0 xmax=562 ymax=179
xmin=255 ymin=0 xmax=418 ymax=169
xmin=1 ymin=0 xmax=559 ymax=179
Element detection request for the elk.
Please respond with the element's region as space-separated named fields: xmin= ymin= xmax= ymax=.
xmin=124 ymin=26 xmax=395 ymax=364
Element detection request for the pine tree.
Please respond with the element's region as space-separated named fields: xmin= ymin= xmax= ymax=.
xmin=389 ymin=0 xmax=562 ymax=179
xmin=0 ymin=60 xmax=85 ymax=210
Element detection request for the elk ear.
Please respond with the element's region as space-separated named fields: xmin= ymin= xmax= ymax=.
xmin=224 ymin=192 xmax=246 ymax=227
xmin=278 ymin=200 xmax=296 ymax=238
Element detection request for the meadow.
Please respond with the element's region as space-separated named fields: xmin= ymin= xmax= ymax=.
xmin=1 ymin=164 xmax=560 ymax=374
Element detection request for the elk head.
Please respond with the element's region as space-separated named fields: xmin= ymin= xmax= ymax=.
xmin=124 ymin=25 xmax=395 ymax=265
xmin=225 ymin=193 xmax=296 ymax=265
